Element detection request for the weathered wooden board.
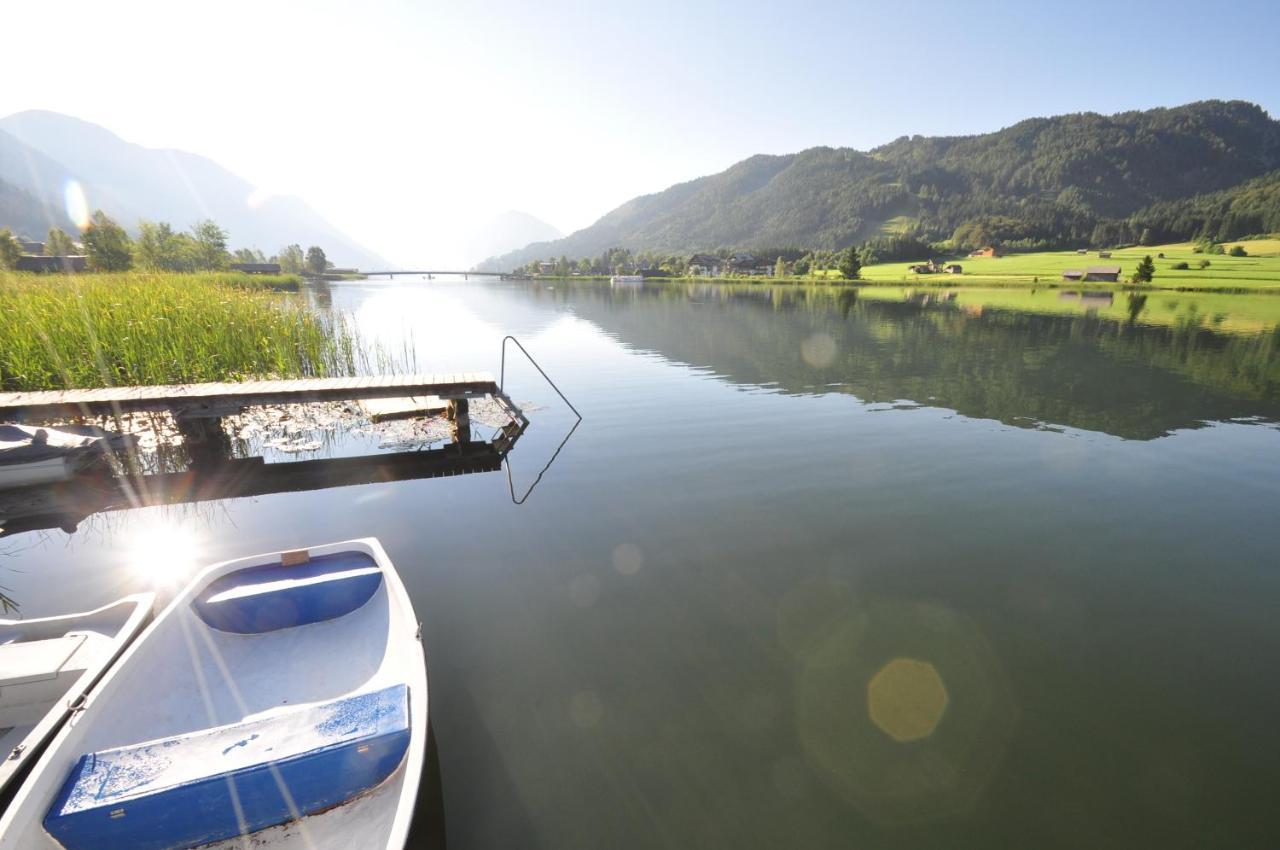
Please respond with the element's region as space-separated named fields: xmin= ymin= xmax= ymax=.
xmin=0 ymin=374 xmax=498 ymax=421
xmin=359 ymin=395 xmax=448 ymax=423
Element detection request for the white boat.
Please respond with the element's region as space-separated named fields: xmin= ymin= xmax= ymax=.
xmin=610 ymin=274 xmax=644 ymax=285
xmin=0 ymin=538 xmax=427 ymax=849
xmin=0 ymin=594 xmax=153 ymax=802
xmin=0 ymin=425 xmax=133 ymax=490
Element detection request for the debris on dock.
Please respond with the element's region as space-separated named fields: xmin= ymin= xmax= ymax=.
xmin=359 ymin=395 xmax=447 ymax=423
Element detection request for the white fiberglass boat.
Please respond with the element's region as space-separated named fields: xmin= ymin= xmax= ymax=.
xmin=0 ymin=425 xmax=133 ymax=490
xmin=0 ymin=538 xmax=427 ymax=849
xmin=0 ymin=595 xmax=154 ymax=802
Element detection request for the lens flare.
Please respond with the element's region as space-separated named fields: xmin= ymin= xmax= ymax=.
xmin=246 ymin=186 xmax=272 ymax=209
xmin=63 ymin=180 xmax=90 ymax=229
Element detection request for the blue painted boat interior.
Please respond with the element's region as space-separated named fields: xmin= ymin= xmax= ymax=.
xmin=44 ymin=684 xmax=411 ymax=850
xmin=191 ymin=550 xmax=383 ymax=634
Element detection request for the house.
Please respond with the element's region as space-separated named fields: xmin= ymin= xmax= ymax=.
xmin=945 ymin=264 xmax=963 ymax=274
xmin=726 ymin=252 xmax=765 ymax=274
xmin=229 ymin=262 xmax=282 ymax=274
xmin=687 ymin=253 xmax=723 ymax=277
xmin=18 ymin=240 xmax=44 ymax=254
xmin=15 ymin=255 xmax=86 ymax=273
xmin=909 ymin=259 xmax=952 ymax=274
xmin=537 ymin=261 xmax=556 ymax=274
xmin=1075 ymin=249 xmax=1088 ymax=255
xmin=968 ymin=246 xmax=999 ymax=258
xmin=1097 ymin=251 xmax=1112 ymax=259
xmin=1061 ymin=269 xmax=1085 ymax=281
xmin=1083 ymin=265 xmax=1122 ymax=282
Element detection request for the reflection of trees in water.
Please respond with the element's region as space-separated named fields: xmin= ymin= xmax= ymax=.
xmin=559 ymin=282 xmax=1280 ymax=440
xmin=1127 ymin=293 xmax=1148 ymax=324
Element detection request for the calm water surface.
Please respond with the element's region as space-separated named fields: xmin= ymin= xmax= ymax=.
xmin=4 ymin=279 xmax=1280 ymax=848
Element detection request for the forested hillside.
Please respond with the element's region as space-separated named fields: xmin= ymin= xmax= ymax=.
xmin=480 ymin=100 xmax=1280 ymax=269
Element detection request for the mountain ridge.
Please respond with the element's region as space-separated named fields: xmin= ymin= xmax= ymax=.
xmin=479 ymin=100 xmax=1280 ymax=269
xmin=0 ymin=110 xmax=386 ymax=267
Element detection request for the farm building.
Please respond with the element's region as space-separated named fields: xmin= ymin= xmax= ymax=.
xmin=229 ymin=262 xmax=282 ymax=274
xmin=15 ymin=255 xmax=87 ymax=273
xmin=1062 ymin=269 xmax=1085 ymax=281
xmin=1084 ymin=265 xmax=1122 ymax=282
xmin=1098 ymin=251 xmax=1112 ymax=259
xmin=968 ymin=246 xmax=999 ymax=258
xmin=945 ymin=264 xmax=963 ymax=274
xmin=908 ymin=259 xmax=949 ymax=274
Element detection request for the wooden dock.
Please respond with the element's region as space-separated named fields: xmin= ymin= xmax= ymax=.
xmin=0 ymin=373 xmax=501 ymax=421
xmin=0 ymin=419 xmax=526 ymax=538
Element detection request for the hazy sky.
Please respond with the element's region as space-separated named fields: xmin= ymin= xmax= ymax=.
xmin=5 ymin=0 xmax=1278 ymax=265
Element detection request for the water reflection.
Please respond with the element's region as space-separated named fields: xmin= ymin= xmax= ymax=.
xmin=551 ymin=281 xmax=1280 ymax=439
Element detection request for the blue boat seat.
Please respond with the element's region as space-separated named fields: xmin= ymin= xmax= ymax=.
xmin=192 ymin=550 xmax=383 ymax=634
xmin=44 ymin=684 xmax=411 ymax=850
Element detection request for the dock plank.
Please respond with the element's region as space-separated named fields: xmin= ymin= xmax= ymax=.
xmin=0 ymin=372 xmax=498 ymax=420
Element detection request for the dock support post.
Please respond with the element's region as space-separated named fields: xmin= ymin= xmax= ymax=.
xmin=447 ymin=398 xmax=471 ymax=444
xmin=174 ymin=415 xmax=232 ymax=466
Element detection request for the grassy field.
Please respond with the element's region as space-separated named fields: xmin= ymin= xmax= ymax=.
xmin=857 ymin=237 xmax=1280 ymax=291
xmin=0 ymin=271 xmax=356 ymax=390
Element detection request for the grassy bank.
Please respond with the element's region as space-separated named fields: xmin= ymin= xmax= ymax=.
xmin=0 ymin=272 xmax=356 ymax=391
xmin=859 ymin=238 xmax=1280 ymax=291
xmin=535 ymin=236 xmax=1280 ymax=292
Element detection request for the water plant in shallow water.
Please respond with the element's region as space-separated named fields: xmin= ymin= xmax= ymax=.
xmin=0 ymin=272 xmax=358 ymax=390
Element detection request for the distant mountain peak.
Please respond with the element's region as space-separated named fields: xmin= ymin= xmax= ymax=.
xmin=0 ymin=110 xmax=387 ymax=267
xmin=466 ymin=210 xmax=562 ymax=268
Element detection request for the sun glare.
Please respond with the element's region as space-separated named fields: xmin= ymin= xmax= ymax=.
xmin=124 ymin=521 xmax=202 ymax=589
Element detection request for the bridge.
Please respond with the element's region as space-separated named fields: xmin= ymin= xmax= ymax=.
xmin=357 ymin=270 xmax=514 ymax=278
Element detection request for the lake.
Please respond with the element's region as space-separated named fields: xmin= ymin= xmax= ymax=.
xmin=4 ymin=278 xmax=1280 ymax=848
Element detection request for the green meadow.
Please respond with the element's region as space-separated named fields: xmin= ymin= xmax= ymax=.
xmin=857 ymin=237 xmax=1280 ymax=292
xmin=0 ymin=271 xmax=357 ymax=391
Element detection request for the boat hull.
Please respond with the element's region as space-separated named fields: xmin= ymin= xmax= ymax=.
xmin=0 ymin=594 xmax=154 ymax=805
xmin=0 ymin=538 xmax=427 ymax=849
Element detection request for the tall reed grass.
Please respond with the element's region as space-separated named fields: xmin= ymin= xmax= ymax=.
xmin=0 ymin=272 xmax=358 ymax=390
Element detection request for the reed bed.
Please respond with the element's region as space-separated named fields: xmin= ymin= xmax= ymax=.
xmin=0 ymin=272 xmax=358 ymax=390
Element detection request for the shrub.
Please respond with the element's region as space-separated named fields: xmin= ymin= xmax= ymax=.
xmin=1171 ymin=261 xmax=1189 ymax=270
xmin=1197 ymin=259 xmax=1211 ymax=269
xmin=1228 ymin=245 xmax=1248 ymax=257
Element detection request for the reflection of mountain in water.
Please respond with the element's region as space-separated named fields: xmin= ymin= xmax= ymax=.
xmin=554 ymin=283 xmax=1280 ymax=440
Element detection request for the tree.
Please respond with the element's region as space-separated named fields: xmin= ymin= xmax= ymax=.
xmin=233 ymin=248 xmax=267 ymax=264
xmin=305 ymin=246 xmax=327 ymax=274
xmin=0 ymin=228 xmax=21 ymax=270
xmin=189 ymin=220 xmax=229 ymax=269
xmin=1132 ymin=254 xmax=1155 ymax=284
xmin=45 ymin=228 xmax=76 ymax=256
xmin=278 ymin=244 xmax=305 ymax=274
xmin=81 ymin=211 xmax=133 ymax=271
xmin=135 ymin=221 xmax=188 ymax=270
xmin=1228 ymin=245 xmax=1248 ymax=257
xmin=793 ymin=256 xmax=811 ymax=275
xmin=837 ymin=245 xmax=862 ymax=280
xmin=774 ymin=256 xmax=786 ymax=278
